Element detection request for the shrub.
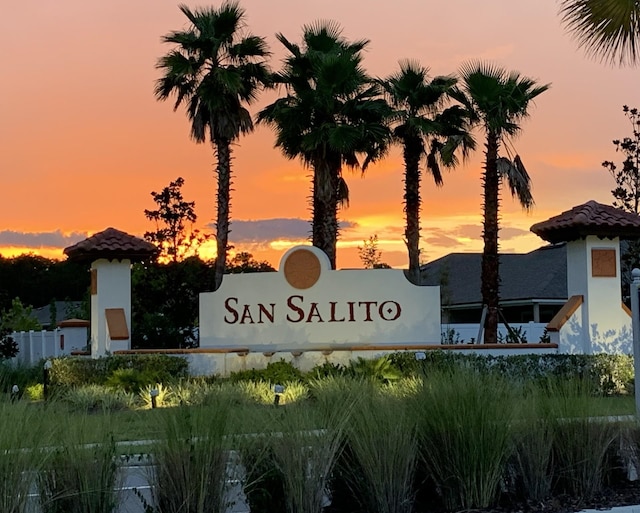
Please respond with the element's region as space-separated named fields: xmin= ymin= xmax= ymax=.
xmin=145 ymin=401 xmax=234 ymax=513
xmin=64 ymin=384 xmax=135 ymax=412
xmin=340 ymin=384 xmax=419 ymax=513
xmin=416 ymin=367 xmax=516 ymax=510
xmin=229 ymin=360 xmax=303 ymax=384
xmin=39 ymin=416 xmax=121 ymax=513
xmin=48 ymin=355 xmax=188 ymax=392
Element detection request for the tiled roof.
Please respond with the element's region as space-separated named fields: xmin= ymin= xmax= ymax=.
xmin=530 ymin=200 xmax=640 ymax=243
xmin=64 ymin=227 xmax=158 ymax=262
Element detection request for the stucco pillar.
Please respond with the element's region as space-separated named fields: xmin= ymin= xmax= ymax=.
xmin=90 ymin=259 xmax=132 ymax=356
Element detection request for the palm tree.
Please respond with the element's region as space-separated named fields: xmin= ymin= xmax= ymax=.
xmin=380 ymin=61 xmax=475 ymax=283
xmin=559 ymin=0 xmax=640 ymax=66
xmin=258 ymin=21 xmax=390 ymax=269
xmin=155 ymin=2 xmax=270 ymax=290
xmin=452 ymin=62 xmax=549 ymax=344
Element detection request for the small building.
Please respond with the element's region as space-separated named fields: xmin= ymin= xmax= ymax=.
xmin=421 ymin=244 xmax=567 ymax=324
xmin=64 ymin=227 xmax=158 ymax=357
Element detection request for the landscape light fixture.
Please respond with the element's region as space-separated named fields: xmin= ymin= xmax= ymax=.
xmin=43 ymin=360 xmax=53 ymax=401
xmin=273 ymin=384 xmax=285 ymax=406
xmin=150 ymin=387 xmax=159 ymax=409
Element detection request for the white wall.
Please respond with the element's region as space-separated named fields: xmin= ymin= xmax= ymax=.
xmin=91 ymin=259 xmax=131 ymax=356
xmin=200 ymin=246 xmax=441 ymax=350
xmin=564 ymin=237 xmax=632 ymax=354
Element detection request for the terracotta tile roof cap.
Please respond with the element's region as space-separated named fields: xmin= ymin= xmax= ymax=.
xmin=63 ymin=227 xmax=159 ymax=262
xmin=531 ymin=200 xmax=640 ymax=243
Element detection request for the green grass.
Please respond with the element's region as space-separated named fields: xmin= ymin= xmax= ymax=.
xmin=0 ymin=374 xmax=638 ymax=513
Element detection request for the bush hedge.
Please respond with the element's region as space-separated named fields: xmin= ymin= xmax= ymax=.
xmin=387 ymin=352 xmax=634 ymax=395
xmin=230 ymin=352 xmax=634 ymax=396
xmin=6 ymin=351 xmax=635 ymax=397
xmin=48 ymin=354 xmax=189 ymax=392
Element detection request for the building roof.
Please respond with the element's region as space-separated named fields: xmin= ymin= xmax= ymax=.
xmin=31 ymin=300 xmax=84 ymax=328
xmin=530 ymin=200 xmax=640 ymax=243
xmin=420 ymin=244 xmax=567 ymax=306
xmin=64 ymin=227 xmax=158 ymax=262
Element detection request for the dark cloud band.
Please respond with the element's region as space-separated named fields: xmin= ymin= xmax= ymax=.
xmin=0 ymin=230 xmax=87 ymax=248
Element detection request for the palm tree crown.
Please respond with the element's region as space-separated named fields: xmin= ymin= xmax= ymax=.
xmin=453 ymin=61 xmax=550 ymax=344
xmin=259 ymin=21 xmax=390 ymax=268
xmin=559 ymin=0 xmax=640 ymax=66
xmin=155 ymin=2 xmax=270 ymax=289
xmin=380 ymin=60 xmax=475 ymax=282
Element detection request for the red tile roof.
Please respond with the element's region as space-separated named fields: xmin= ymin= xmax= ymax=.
xmin=530 ymin=200 xmax=640 ymax=243
xmin=64 ymin=227 xmax=158 ymax=262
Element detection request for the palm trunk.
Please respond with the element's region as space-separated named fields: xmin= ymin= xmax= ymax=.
xmin=481 ymin=130 xmax=500 ymax=344
xmin=312 ymin=155 xmax=340 ymax=269
xmin=213 ymin=138 xmax=232 ymax=291
xmin=404 ymin=137 xmax=422 ymax=284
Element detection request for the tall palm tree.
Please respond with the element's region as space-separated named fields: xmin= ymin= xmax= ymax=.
xmin=452 ymin=62 xmax=550 ymax=344
xmin=258 ymin=21 xmax=390 ymax=269
xmin=155 ymin=2 xmax=270 ymax=290
xmin=380 ymin=61 xmax=475 ymax=283
xmin=559 ymin=0 xmax=640 ymax=66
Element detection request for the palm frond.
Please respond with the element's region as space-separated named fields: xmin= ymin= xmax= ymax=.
xmin=559 ymin=0 xmax=640 ymax=66
xmin=497 ymin=155 xmax=535 ymax=210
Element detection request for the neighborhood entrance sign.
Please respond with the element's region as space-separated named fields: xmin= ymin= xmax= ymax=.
xmin=199 ymin=246 xmax=441 ymax=350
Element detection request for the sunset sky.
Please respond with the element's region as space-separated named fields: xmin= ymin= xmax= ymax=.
xmin=1 ymin=1 xmax=638 ymax=269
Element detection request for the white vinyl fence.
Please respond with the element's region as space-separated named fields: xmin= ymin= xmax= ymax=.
xmin=441 ymin=322 xmax=548 ymax=345
xmin=11 ymin=326 xmax=89 ymax=365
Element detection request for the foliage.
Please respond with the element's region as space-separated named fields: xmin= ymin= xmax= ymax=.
xmin=380 ymin=60 xmax=474 ymax=282
xmin=0 ymin=401 xmax=53 ymax=513
xmin=386 ymin=351 xmax=634 ymax=395
xmin=604 ymin=106 xmax=640 ymax=213
xmin=39 ymin=417 xmax=121 ymax=513
xmin=0 ymin=254 xmax=89 ymax=314
xmin=452 ymin=62 xmax=549 ymax=344
xmin=603 ymin=105 xmax=640 ymax=301
xmin=139 ymin=382 xmax=172 ymax=409
xmin=441 ymin=326 xmax=462 ymax=344
xmin=63 ymin=384 xmax=136 ymax=413
xmin=1 ymin=297 xmax=41 ymax=332
xmin=229 ymin=359 xmax=304 ymax=384
xmin=131 ymin=257 xmax=213 ymax=349
xmin=416 ymin=367 xmax=516 ymax=510
xmin=226 ymin=251 xmax=275 ymax=273
xmin=259 ymin=21 xmax=391 ymax=269
xmin=144 ymin=177 xmax=210 ymax=263
xmin=105 ymin=368 xmax=158 ymax=394
xmin=497 ymin=325 xmax=528 ymax=343
xmin=345 ymin=355 xmax=402 ymax=383
xmin=559 ymin=0 xmax=640 ymax=66
xmin=48 ymin=355 xmax=188 ymax=392
xmin=145 ymin=401 xmax=234 ymax=513
xmin=0 ymin=298 xmax=39 ymax=360
xmin=156 ymin=2 xmax=271 ymax=290
xmin=357 ymin=234 xmax=390 ymax=269
xmin=0 ymin=361 xmax=42 ymax=397
xmin=265 ymin=403 xmax=350 ymax=513
xmin=545 ymin=378 xmax=620 ymax=498
xmin=340 ymin=384 xmax=419 ymax=513
xmin=238 ymin=380 xmax=309 ymax=405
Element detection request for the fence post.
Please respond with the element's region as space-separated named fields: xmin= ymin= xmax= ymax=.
xmin=630 ymin=268 xmax=640 ymax=418
xmin=28 ymin=330 xmax=35 ymax=366
xmin=41 ymin=330 xmax=47 ymax=360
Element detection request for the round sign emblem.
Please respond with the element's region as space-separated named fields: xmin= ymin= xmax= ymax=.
xmin=283 ymin=248 xmax=321 ymax=289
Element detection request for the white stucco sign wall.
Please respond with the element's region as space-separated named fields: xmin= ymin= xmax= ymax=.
xmin=199 ymin=246 xmax=441 ymax=350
